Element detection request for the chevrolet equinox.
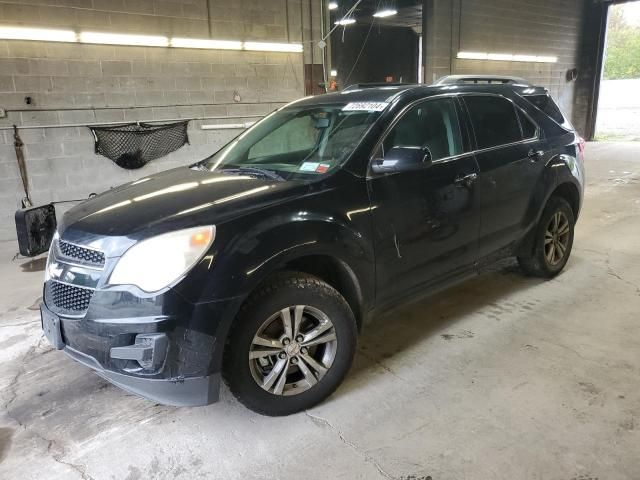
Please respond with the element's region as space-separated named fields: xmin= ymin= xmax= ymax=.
xmin=41 ymin=78 xmax=585 ymax=415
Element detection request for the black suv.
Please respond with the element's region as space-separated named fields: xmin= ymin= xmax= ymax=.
xmin=41 ymin=78 xmax=585 ymax=415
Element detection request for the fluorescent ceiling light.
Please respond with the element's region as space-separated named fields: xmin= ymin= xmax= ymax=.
xmin=328 ymin=2 xmax=338 ymax=9
xmin=214 ymin=186 xmax=270 ymax=205
xmin=457 ymin=51 xmax=488 ymax=60
xmin=487 ymin=53 xmax=513 ymax=61
xmin=535 ymin=55 xmax=558 ymax=63
xmin=457 ymin=51 xmax=557 ymax=63
xmin=133 ymin=182 xmax=199 ymax=202
xmin=335 ymin=18 xmax=356 ymax=25
xmin=172 ymin=38 xmax=242 ymax=50
xmin=0 ymin=26 xmax=77 ymax=42
xmin=330 ymin=69 xmax=338 ymax=76
xmin=0 ymin=26 xmax=303 ymax=53
xmin=512 ymin=54 xmax=538 ymax=62
xmin=373 ymin=9 xmax=398 ymax=18
xmin=243 ymin=41 xmax=303 ymax=52
xmin=80 ymin=31 xmax=169 ymax=47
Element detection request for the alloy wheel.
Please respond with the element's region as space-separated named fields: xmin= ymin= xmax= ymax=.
xmin=544 ymin=211 xmax=571 ymax=266
xmin=249 ymin=305 xmax=338 ymax=396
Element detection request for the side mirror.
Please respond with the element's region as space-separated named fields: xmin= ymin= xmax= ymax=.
xmin=371 ymin=146 xmax=432 ymax=174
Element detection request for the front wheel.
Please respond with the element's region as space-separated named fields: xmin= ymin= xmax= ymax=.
xmin=223 ymin=272 xmax=357 ymax=416
xmin=518 ymin=196 xmax=575 ymax=278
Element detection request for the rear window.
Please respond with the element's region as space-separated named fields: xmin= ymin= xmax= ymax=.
xmin=522 ymin=93 xmax=566 ymax=125
xmin=464 ymin=95 xmax=522 ymax=149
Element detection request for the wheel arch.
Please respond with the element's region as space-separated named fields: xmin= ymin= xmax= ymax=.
xmin=213 ymin=253 xmax=366 ymax=398
xmin=551 ymin=182 xmax=581 ymax=220
xmin=517 ymin=179 xmax=581 ymax=258
xmin=278 ymin=254 xmax=365 ymax=332
xmin=209 ymin=243 xmax=372 ymax=377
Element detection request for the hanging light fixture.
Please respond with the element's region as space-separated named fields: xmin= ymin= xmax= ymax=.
xmin=328 ymin=2 xmax=339 ymax=9
xmin=373 ymin=8 xmax=397 ymax=17
xmin=373 ymin=1 xmax=397 ymax=18
xmin=334 ymin=0 xmax=358 ymax=26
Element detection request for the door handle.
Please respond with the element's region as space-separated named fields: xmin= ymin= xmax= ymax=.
xmin=528 ymin=149 xmax=545 ymax=161
xmin=454 ymin=172 xmax=478 ymax=188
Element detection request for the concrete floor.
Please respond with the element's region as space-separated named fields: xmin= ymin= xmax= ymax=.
xmin=1 ymin=142 xmax=639 ymax=480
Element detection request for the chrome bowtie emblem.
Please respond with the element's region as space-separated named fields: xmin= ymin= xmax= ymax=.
xmin=285 ymin=342 xmax=301 ymax=357
xmin=48 ymin=262 xmax=64 ymax=280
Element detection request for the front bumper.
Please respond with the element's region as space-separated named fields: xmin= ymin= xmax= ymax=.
xmin=64 ymin=344 xmax=219 ymax=406
xmin=41 ymin=291 xmax=237 ymax=406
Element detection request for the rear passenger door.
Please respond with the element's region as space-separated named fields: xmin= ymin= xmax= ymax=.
xmin=462 ymin=94 xmax=546 ymax=259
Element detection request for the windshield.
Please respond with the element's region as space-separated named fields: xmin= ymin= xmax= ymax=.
xmin=201 ymin=104 xmax=383 ymax=179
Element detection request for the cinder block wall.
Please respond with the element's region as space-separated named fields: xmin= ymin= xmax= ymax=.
xmin=424 ymin=0 xmax=586 ymax=133
xmin=0 ymin=0 xmax=314 ymax=242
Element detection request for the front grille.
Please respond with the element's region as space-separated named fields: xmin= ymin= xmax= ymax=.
xmin=48 ymin=281 xmax=94 ymax=313
xmin=58 ymin=240 xmax=105 ymax=267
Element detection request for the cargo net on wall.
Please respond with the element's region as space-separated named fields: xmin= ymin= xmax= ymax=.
xmin=90 ymin=121 xmax=189 ymax=169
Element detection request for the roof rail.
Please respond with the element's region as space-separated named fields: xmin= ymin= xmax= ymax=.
xmin=342 ymin=82 xmax=414 ymax=91
xmin=433 ymin=75 xmax=531 ymax=86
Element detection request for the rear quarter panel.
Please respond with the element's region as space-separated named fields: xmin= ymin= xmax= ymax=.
xmin=511 ymin=94 xmax=584 ymax=227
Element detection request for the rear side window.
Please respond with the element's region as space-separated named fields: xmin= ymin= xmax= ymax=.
xmin=381 ymin=97 xmax=463 ymax=161
xmin=464 ymin=96 xmax=522 ymax=149
xmin=522 ymin=94 xmax=566 ymax=125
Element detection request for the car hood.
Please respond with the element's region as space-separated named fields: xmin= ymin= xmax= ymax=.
xmin=60 ymin=166 xmax=307 ymax=240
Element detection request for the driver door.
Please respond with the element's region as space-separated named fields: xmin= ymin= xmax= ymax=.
xmin=367 ymin=96 xmax=481 ymax=306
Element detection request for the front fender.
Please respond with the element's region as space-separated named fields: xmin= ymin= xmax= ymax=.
xmin=169 ymin=175 xmax=375 ymax=377
xmin=173 ymin=177 xmax=375 ymax=307
xmin=228 ymin=213 xmax=374 ymax=300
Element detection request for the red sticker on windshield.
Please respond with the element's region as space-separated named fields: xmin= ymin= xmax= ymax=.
xmin=316 ymin=163 xmax=330 ymax=173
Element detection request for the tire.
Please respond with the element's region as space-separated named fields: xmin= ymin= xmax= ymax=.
xmin=518 ymin=196 xmax=575 ymax=278
xmin=223 ymin=272 xmax=357 ymax=416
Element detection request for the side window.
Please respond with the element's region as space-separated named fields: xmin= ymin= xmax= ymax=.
xmin=517 ymin=109 xmax=537 ymax=139
xmin=464 ymin=96 xmax=522 ymax=149
xmin=381 ymin=98 xmax=463 ymax=161
xmin=248 ymin=116 xmax=318 ymax=160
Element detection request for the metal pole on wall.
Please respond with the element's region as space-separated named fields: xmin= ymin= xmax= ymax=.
xmin=422 ymin=0 xmax=429 ymax=84
xmin=12 ymin=126 xmax=32 ymax=208
xmin=206 ymin=0 xmax=213 ymax=38
xmin=320 ymin=0 xmax=328 ymax=92
xmin=325 ymin=0 xmax=333 ymax=90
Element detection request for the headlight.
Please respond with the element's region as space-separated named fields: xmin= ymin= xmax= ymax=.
xmin=44 ymin=231 xmax=59 ymax=282
xmin=109 ymin=226 xmax=215 ymax=292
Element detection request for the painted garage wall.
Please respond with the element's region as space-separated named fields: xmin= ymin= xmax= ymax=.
xmin=423 ymin=0 xmax=591 ymax=135
xmin=0 ymin=0 xmax=319 ymax=242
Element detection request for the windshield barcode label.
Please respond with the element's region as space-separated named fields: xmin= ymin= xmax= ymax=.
xmin=343 ymin=102 xmax=389 ymax=112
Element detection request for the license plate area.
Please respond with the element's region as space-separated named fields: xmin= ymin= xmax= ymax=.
xmin=41 ymin=306 xmax=64 ymax=350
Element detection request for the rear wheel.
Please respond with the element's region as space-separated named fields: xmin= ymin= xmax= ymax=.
xmin=223 ymin=272 xmax=357 ymax=416
xmin=518 ymin=196 xmax=575 ymax=277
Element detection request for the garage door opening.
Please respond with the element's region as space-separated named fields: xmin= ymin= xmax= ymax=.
xmin=596 ymin=1 xmax=640 ymax=141
xmin=328 ymin=1 xmax=423 ymax=90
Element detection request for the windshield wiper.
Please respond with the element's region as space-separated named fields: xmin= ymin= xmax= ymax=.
xmin=222 ymin=167 xmax=285 ymax=181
